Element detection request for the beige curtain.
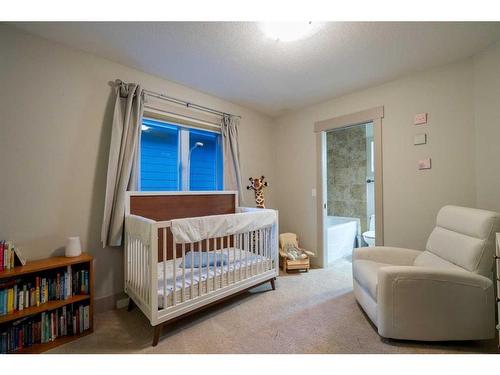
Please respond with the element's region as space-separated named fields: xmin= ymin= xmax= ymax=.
xmin=221 ymin=115 xmax=243 ymax=201
xmin=101 ymin=81 xmax=144 ymax=247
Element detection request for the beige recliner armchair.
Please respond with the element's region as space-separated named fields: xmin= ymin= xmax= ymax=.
xmin=353 ymin=205 xmax=500 ymax=341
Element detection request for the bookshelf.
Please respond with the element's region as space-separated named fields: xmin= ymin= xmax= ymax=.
xmin=0 ymin=253 xmax=93 ymax=354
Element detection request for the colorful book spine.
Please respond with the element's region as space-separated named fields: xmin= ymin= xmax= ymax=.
xmin=66 ymin=266 xmax=72 ymax=298
xmin=35 ymin=277 xmax=40 ymax=306
xmin=7 ymin=289 xmax=13 ymax=314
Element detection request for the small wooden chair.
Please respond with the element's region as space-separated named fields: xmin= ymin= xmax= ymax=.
xmin=279 ymin=233 xmax=315 ymax=272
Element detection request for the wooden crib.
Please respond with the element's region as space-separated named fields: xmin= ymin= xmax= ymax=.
xmin=124 ymin=191 xmax=279 ymax=346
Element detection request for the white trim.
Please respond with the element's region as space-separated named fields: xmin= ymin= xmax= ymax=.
xmin=314 ymin=106 xmax=384 ymax=133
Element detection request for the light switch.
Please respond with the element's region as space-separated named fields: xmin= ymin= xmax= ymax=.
xmin=414 ymin=133 xmax=427 ymax=145
xmin=414 ymin=113 xmax=428 ymax=125
xmin=418 ymin=158 xmax=432 ymax=170
xmin=311 ymin=188 xmax=317 ymax=197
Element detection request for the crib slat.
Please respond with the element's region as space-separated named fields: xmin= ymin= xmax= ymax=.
xmin=266 ymin=228 xmax=269 ymax=270
xmin=246 ymin=232 xmax=250 ymax=279
xmin=190 ymin=243 xmax=194 ymax=300
xmin=258 ymin=230 xmax=262 ymax=274
xmin=248 ymin=232 xmax=251 ymax=279
xmin=255 ymin=229 xmax=262 ymax=275
xmin=254 ymin=231 xmax=257 ymax=276
xmin=147 ymin=241 xmax=150 ymax=304
xmin=206 ymin=238 xmax=210 ymax=294
xmin=254 ymin=231 xmax=258 ymax=275
xmin=260 ymin=229 xmax=265 ymax=273
xmin=239 ymin=233 xmax=243 ymax=281
xmin=247 ymin=232 xmax=251 ymax=277
xmin=214 ymin=238 xmax=220 ymax=291
xmin=262 ymin=229 xmax=266 ymax=271
xmin=213 ymin=238 xmax=217 ymax=291
xmin=133 ymin=238 xmax=137 ymax=292
xmin=227 ymin=236 xmax=231 ymax=284
xmin=198 ymin=240 xmax=203 ymax=296
xmin=173 ymin=237 xmax=177 ymax=306
xmin=182 ymin=243 xmax=186 ymax=302
xmin=138 ymin=238 xmax=142 ymax=299
xmin=131 ymin=238 xmax=135 ymax=291
xmin=268 ymin=227 xmax=271 ymax=270
xmin=163 ymin=228 xmax=167 ymax=309
xmin=143 ymin=241 xmax=147 ymax=301
xmin=220 ymin=237 xmax=229 ymax=287
xmin=139 ymin=239 xmax=143 ymax=300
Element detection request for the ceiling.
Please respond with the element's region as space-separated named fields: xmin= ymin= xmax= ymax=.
xmin=12 ymin=22 xmax=500 ymax=117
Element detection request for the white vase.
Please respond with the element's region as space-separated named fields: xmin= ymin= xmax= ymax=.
xmin=65 ymin=236 xmax=82 ymax=257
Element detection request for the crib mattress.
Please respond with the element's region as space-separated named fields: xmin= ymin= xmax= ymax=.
xmin=157 ymin=247 xmax=271 ymax=308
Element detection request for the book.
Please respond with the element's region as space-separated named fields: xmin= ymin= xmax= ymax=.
xmin=7 ymin=289 xmax=13 ymax=314
xmin=84 ymin=305 xmax=89 ymax=330
xmin=18 ymin=290 xmax=23 ymax=311
xmin=66 ymin=266 xmax=72 ymax=298
xmin=79 ymin=305 xmax=83 ymax=333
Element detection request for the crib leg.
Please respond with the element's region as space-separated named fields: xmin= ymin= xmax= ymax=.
xmin=152 ymin=325 xmax=163 ymax=347
xmin=270 ymin=277 xmax=276 ymax=291
xmin=127 ymin=298 xmax=135 ymax=312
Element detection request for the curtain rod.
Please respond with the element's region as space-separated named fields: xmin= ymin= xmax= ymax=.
xmin=116 ymin=79 xmax=241 ymax=119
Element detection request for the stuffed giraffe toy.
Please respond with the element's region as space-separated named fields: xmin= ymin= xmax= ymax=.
xmin=247 ymin=176 xmax=269 ymax=208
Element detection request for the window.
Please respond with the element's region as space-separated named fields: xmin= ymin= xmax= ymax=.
xmin=140 ymin=118 xmax=223 ymax=191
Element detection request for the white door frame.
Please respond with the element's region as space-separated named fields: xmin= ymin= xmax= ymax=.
xmin=314 ymin=106 xmax=384 ymax=267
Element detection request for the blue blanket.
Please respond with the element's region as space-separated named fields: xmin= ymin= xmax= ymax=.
xmin=181 ymin=251 xmax=229 ymax=268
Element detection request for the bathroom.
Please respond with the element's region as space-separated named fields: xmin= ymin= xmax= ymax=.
xmin=325 ymin=122 xmax=375 ymax=265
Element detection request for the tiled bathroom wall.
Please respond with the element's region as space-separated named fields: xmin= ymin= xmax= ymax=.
xmin=326 ymin=125 xmax=368 ymax=232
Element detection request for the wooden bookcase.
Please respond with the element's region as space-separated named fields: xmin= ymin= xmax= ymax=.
xmin=0 ymin=253 xmax=93 ymax=354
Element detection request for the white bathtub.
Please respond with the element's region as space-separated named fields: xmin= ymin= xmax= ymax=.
xmin=326 ymin=216 xmax=360 ymax=265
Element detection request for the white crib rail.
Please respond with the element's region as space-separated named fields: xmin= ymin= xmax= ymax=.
xmin=125 ymin=210 xmax=279 ymax=326
xmin=124 ymin=216 xmax=160 ymax=320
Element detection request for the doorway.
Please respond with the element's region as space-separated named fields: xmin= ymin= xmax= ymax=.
xmin=314 ymin=107 xmax=384 ymax=268
xmin=325 ymin=122 xmax=374 ymax=265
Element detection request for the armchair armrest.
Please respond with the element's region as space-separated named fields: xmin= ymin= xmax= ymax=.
xmin=376 ymin=266 xmax=495 ymax=340
xmin=378 ymin=266 xmax=492 ymax=290
xmin=353 ymin=246 xmax=422 ymax=266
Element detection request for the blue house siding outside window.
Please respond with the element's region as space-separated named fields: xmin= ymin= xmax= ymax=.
xmin=140 ymin=118 xmax=223 ymax=191
xmin=189 ymin=129 xmax=223 ymax=191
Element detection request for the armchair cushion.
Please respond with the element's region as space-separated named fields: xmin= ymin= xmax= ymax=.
xmin=424 ymin=205 xmax=500 ymax=276
xmin=413 ymin=251 xmax=466 ymax=272
xmin=353 ymin=246 xmax=421 ymax=266
xmin=352 ymin=260 xmax=391 ymax=300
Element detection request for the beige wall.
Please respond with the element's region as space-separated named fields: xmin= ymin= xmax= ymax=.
xmin=0 ymin=25 xmax=275 ymax=300
xmin=473 ymin=41 xmax=500 ymax=213
xmin=272 ymin=60 xmax=477 ymax=264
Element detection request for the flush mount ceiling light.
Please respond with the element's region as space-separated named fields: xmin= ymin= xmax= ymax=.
xmin=259 ymin=22 xmax=324 ymax=42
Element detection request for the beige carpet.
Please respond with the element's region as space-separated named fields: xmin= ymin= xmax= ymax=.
xmin=49 ymin=260 xmax=497 ymax=354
